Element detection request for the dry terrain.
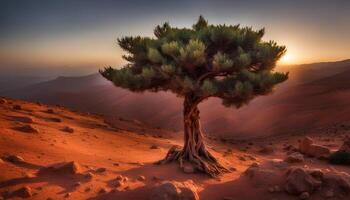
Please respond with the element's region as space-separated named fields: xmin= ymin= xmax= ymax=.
xmin=0 ymin=97 xmax=350 ymax=200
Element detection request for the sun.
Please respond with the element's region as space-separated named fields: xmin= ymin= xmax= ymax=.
xmin=279 ymin=53 xmax=293 ymax=65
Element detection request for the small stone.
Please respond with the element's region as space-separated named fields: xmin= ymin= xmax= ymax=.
xmin=229 ymin=167 xmax=237 ymax=172
xmin=5 ymin=155 xmax=25 ymax=163
xmin=115 ymin=179 xmax=124 ymax=187
xmin=113 ymin=162 xmax=120 ymax=166
xmin=49 ymin=117 xmax=62 ymax=122
xmin=258 ymin=146 xmax=274 ymax=154
xmin=299 ymin=192 xmax=310 ymax=199
xmin=285 ymin=152 xmax=304 ymax=163
xmin=123 ymin=176 xmax=129 ymax=182
xmin=98 ymin=188 xmax=107 ymax=194
xmin=116 ymin=175 xmax=124 ymax=181
xmin=85 ymin=187 xmax=91 ymax=192
xmin=13 ymin=105 xmax=22 ymax=110
xmin=73 ymin=182 xmax=81 ymax=187
xmin=13 ymin=186 xmax=32 ymax=198
xmin=47 ymin=109 xmax=54 ymax=114
xmin=96 ymin=167 xmax=106 ymax=173
xmin=251 ymin=162 xmax=260 ymax=168
xmin=84 ymin=172 xmax=94 ymax=179
xmin=64 ymin=193 xmax=71 ymax=198
xmin=137 ymin=175 xmax=146 ymax=181
xmin=14 ymin=116 xmax=33 ymax=123
xmin=62 ymin=126 xmax=74 ymax=133
xmin=150 ymin=145 xmax=160 ymax=149
xmin=0 ymin=98 xmax=7 ymax=104
xmin=17 ymin=124 xmax=39 ymax=133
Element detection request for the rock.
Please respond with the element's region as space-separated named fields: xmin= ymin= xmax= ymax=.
xmin=47 ymin=109 xmax=54 ymax=114
xmin=17 ymin=124 xmax=39 ymax=133
xmin=49 ymin=117 xmax=62 ymax=122
xmin=322 ymin=171 xmax=350 ymax=195
xmin=39 ymin=161 xmax=81 ymax=175
xmin=96 ymin=167 xmax=106 ymax=173
xmin=14 ymin=116 xmax=33 ymax=123
xmin=150 ymin=180 xmax=199 ymax=200
xmin=85 ymin=187 xmax=92 ymax=192
xmin=115 ymin=179 xmax=124 ymax=187
xmin=0 ymin=98 xmax=7 ymax=104
xmin=98 ymin=188 xmax=107 ymax=194
xmin=62 ymin=126 xmax=74 ymax=133
xmin=137 ymin=175 xmax=146 ymax=181
xmin=340 ymin=137 xmax=350 ymax=153
xmin=13 ymin=105 xmax=22 ymax=110
xmin=299 ymin=192 xmax=310 ymax=199
xmin=150 ymin=145 xmax=160 ymax=149
xmin=74 ymin=182 xmax=81 ymax=187
xmin=116 ymin=175 xmax=124 ymax=181
xmin=84 ymin=172 xmax=94 ymax=180
xmin=299 ymin=137 xmax=330 ymax=158
xmin=269 ymin=159 xmax=288 ymax=169
xmin=258 ymin=146 xmax=274 ymax=154
xmin=12 ymin=186 xmax=32 ymax=198
xmin=64 ymin=193 xmax=71 ymax=198
xmin=284 ymin=167 xmax=322 ymax=195
xmin=285 ymin=152 xmax=304 ymax=163
xmin=4 ymin=155 xmax=25 ymax=163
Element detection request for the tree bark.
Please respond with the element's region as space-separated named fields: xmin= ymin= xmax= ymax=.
xmin=157 ymin=96 xmax=228 ymax=177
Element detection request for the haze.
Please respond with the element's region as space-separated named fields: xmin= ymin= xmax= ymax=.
xmin=1 ymin=0 xmax=350 ymax=76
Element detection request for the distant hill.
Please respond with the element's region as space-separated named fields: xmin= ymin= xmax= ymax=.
xmin=2 ymin=59 xmax=350 ymax=139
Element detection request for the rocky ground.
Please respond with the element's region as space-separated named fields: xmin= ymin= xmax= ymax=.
xmin=0 ymin=97 xmax=349 ymax=200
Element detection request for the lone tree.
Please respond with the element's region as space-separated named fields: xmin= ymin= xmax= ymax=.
xmin=100 ymin=16 xmax=288 ymax=177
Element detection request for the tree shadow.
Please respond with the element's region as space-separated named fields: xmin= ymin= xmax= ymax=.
xmin=88 ymin=162 xmax=213 ymax=200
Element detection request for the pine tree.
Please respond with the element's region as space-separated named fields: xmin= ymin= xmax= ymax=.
xmin=100 ymin=16 xmax=288 ymax=177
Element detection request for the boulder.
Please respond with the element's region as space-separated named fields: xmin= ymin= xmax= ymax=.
xmin=39 ymin=161 xmax=82 ymax=175
xmin=285 ymin=152 xmax=304 ymax=163
xmin=284 ymin=167 xmax=322 ymax=195
xmin=299 ymin=137 xmax=330 ymax=158
xmin=150 ymin=180 xmax=199 ymax=200
xmin=322 ymin=171 xmax=350 ymax=195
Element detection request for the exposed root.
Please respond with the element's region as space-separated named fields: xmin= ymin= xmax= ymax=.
xmin=156 ymin=145 xmax=229 ymax=177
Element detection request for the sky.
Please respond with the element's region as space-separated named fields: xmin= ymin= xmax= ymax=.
xmin=1 ymin=0 xmax=350 ymax=76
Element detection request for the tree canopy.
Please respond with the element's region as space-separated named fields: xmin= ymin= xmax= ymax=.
xmin=100 ymin=16 xmax=288 ymax=108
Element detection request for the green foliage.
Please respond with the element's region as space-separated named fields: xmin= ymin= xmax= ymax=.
xmin=100 ymin=16 xmax=288 ymax=108
xmin=329 ymin=151 xmax=350 ymax=165
xmin=212 ymin=52 xmax=234 ymax=71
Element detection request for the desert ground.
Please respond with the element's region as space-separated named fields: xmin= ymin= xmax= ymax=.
xmin=0 ymin=97 xmax=349 ymax=200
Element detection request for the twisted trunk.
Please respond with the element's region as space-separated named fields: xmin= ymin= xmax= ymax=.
xmin=157 ymin=96 xmax=228 ymax=177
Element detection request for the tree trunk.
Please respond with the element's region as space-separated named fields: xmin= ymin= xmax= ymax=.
xmin=157 ymin=96 xmax=228 ymax=177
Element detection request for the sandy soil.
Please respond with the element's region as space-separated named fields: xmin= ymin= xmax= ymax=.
xmin=0 ymin=97 xmax=349 ymax=200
